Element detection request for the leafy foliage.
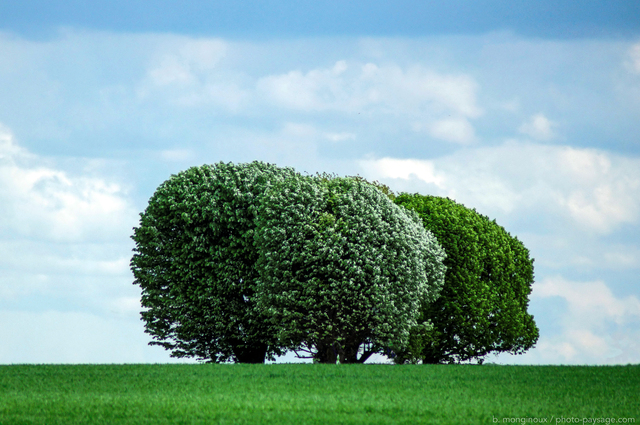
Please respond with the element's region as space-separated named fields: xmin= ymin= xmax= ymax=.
xmin=131 ymin=161 xmax=537 ymax=366
xmin=130 ymin=161 xmax=296 ymax=363
xmin=254 ymin=175 xmax=446 ymax=363
xmin=393 ymin=194 xmax=539 ymax=364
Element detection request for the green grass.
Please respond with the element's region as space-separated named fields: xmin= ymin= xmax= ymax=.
xmin=0 ymin=364 xmax=638 ymax=424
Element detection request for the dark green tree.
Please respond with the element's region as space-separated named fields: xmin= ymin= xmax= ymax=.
xmin=393 ymin=194 xmax=539 ymax=364
xmin=130 ymin=161 xmax=296 ymax=363
xmin=254 ymin=175 xmax=446 ymax=364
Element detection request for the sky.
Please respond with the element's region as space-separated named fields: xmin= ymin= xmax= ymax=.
xmin=1 ymin=0 xmax=640 ymax=365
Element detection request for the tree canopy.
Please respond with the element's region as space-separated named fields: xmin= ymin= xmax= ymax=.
xmin=130 ymin=161 xmax=296 ymax=363
xmin=253 ymin=175 xmax=446 ymax=363
xmin=131 ymin=162 xmax=538 ymax=365
xmin=393 ymin=193 xmax=539 ymax=364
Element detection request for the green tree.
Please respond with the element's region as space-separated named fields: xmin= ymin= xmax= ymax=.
xmin=254 ymin=175 xmax=446 ymax=364
xmin=393 ymin=194 xmax=539 ymax=364
xmin=130 ymin=161 xmax=296 ymax=363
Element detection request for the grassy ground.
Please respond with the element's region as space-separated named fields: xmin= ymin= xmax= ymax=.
xmin=0 ymin=364 xmax=638 ymax=424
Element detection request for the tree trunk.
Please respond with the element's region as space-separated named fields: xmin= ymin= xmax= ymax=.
xmin=340 ymin=342 xmax=360 ymax=363
xmin=232 ymin=342 xmax=268 ymax=364
xmin=315 ymin=341 xmax=338 ymax=364
xmin=421 ymin=352 xmax=445 ymax=364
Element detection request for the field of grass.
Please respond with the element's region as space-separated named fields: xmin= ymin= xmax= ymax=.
xmin=0 ymin=364 xmax=638 ymax=424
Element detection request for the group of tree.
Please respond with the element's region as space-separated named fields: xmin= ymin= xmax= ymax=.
xmin=130 ymin=161 xmax=538 ymax=364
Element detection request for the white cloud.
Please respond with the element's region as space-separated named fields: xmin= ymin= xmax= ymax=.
xmin=363 ymin=64 xmax=483 ymax=118
xmin=359 ymin=157 xmax=445 ymax=188
xmin=560 ymin=184 xmax=635 ymax=233
xmin=1 ymin=29 xmax=638 ymax=366
xmin=256 ymin=60 xmax=351 ymax=111
xmin=427 ymin=117 xmax=476 ymax=144
xmin=141 ymin=37 xmax=247 ymax=110
xmin=0 ymin=125 xmax=136 ymax=242
xmin=602 ymin=247 xmax=640 ymax=269
xmin=527 ymin=276 xmax=640 ymax=364
xmin=150 ymin=57 xmax=194 ymax=86
xmin=559 ymin=147 xmax=612 ymax=183
xmin=518 ymin=113 xmax=556 ymax=141
xmin=0 ymin=125 xmax=139 ymax=332
xmin=256 ymin=61 xmax=482 ymax=144
xmin=107 ymin=296 xmax=144 ymax=318
xmin=324 ymin=132 xmax=356 ymax=142
xmin=148 ymin=38 xmax=227 ymax=86
xmin=556 ymin=147 xmax=639 ymax=233
xmin=0 ymin=310 xmax=191 ymax=363
xmin=522 ymin=233 xmax=640 ymax=271
xmin=358 ymin=141 xmax=640 ymax=234
xmin=534 ymin=276 xmax=640 ymax=326
xmin=627 ymin=42 xmax=640 ymax=74
xmin=529 ymin=332 xmax=613 ymax=364
xmin=0 ymin=240 xmax=130 ymax=278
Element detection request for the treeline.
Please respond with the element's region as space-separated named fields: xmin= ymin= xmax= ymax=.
xmin=130 ymin=162 xmax=538 ymax=364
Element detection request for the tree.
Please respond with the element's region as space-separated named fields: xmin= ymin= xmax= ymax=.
xmin=253 ymin=175 xmax=446 ymax=364
xmin=130 ymin=161 xmax=296 ymax=363
xmin=393 ymin=194 xmax=539 ymax=364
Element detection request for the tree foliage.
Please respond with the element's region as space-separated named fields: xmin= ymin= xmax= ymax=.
xmin=253 ymin=175 xmax=446 ymax=363
xmin=130 ymin=161 xmax=296 ymax=363
xmin=393 ymin=194 xmax=539 ymax=364
xmin=131 ymin=161 xmax=538 ymax=366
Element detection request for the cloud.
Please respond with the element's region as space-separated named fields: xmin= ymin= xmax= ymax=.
xmin=534 ymin=276 xmax=640 ymax=326
xmin=359 ymin=157 xmax=445 ymax=188
xmin=256 ymin=61 xmax=482 ymax=143
xmin=0 ymin=240 xmax=130 ymax=279
xmin=602 ymin=247 xmax=640 ymax=269
xmin=556 ymin=147 xmax=639 ymax=233
xmin=627 ymin=42 xmax=640 ymax=74
xmin=0 ymin=124 xmax=156 ymax=364
xmin=527 ymin=276 xmax=640 ymax=364
xmin=1 ymin=29 xmax=639 ymax=365
xmin=256 ymin=61 xmax=350 ymax=111
xmin=0 ymin=125 xmax=136 ymax=242
xmin=360 ymin=141 xmax=640 ymax=369
xmin=518 ymin=113 xmax=556 ymax=141
xmin=358 ymin=141 xmax=640 ymax=234
xmin=325 ymin=132 xmax=356 ymax=142
xmin=258 ymin=61 xmax=482 ymax=116
xmin=362 ymin=64 xmax=482 ymax=118
xmin=148 ymin=38 xmax=227 ymax=85
xmin=426 ymin=117 xmax=476 ymax=144
xmin=0 ymin=310 xmax=193 ymax=364
xmin=141 ymin=37 xmax=246 ymax=110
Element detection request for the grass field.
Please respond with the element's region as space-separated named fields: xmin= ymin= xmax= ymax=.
xmin=0 ymin=364 xmax=638 ymax=424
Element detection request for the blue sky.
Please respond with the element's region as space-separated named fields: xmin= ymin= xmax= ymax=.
xmin=3 ymin=0 xmax=640 ymax=39
xmin=1 ymin=1 xmax=640 ymax=364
